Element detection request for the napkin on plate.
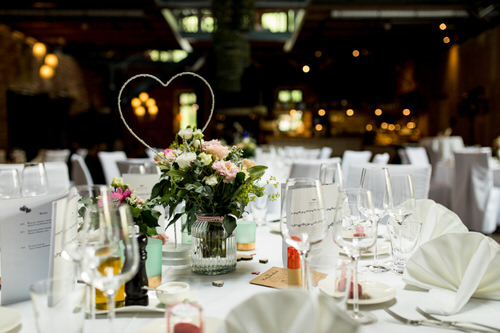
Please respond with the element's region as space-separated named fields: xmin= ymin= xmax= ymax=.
xmin=414 ymin=199 xmax=468 ymax=244
xmin=403 ymin=232 xmax=500 ymax=315
xmin=215 ymin=289 xmax=359 ymax=333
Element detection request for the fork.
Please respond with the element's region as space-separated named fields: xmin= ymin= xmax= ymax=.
xmin=416 ymin=307 xmax=500 ymax=333
xmin=385 ymin=308 xmax=480 ymax=332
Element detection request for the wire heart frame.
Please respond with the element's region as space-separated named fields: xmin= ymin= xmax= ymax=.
xmin=117 ymin=72 xmax=215 ymax=156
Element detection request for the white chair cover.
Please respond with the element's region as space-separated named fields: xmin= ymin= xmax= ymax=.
xmin=43 ymin=149 xmax=71 ymax=163
xmin=319 ymin=146 xmax=333 ymax=159
xmin=372 ymin=152 xmax=390 ymax=164
xmin=451 ymin=150 xmax=500 ymax=234
xmin=346 ymin=163 xmax=431 ymax=199
xmin=288 ymin=157 xmax=342 ymax=179
xmin=341 ymin=150 xmax=372 ymax=181
xmin=405 ymin=147 xmax=430 ymax=166
xmin=70 ymin=154 xmax=93 ymax=186
xmin=97 ymin=151 xmax=127 ymax=184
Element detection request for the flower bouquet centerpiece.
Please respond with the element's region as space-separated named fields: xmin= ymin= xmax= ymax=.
xmin=150 ymin=127 xmax=268 ymax=275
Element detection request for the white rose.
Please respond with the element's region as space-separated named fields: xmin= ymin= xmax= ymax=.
xmin=178 ymin=128 xmax=193 ymax=140
xmin=204 ymin=174 xmax=218 ymax=186
xmin=198 ymin=152 xmax=212 ymax=165
xmin=193 ymin=129 xmax=203 ymax=140
xmin=176 ymin=152 xmax=197 ymax=169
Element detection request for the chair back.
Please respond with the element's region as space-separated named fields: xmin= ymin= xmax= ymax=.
xmin=289 ymin=157 xmax=342 ymax=179
xmin=452 ymin=150 xmax=498 ymax=233
xmin=341 ymin=150 xmax=372 ymax=181
xmin=405 ymin=147 xmax=430 ymax=166
xmin=97 ymin=151 xmax=127 ymax=184
xmin=70 ymin=154 xmax=93 ymax=186
xmin=44 ymin=149 xmax=71 ymax=163
xmin=372 ymin=152 xmax=390 ymax=164
xmin=346 ymin=163 xmax=431 ymax=200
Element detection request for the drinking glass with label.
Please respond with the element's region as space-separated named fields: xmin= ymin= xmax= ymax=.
xmin=280 ymin=177 xmax=327 ymax=291
xmin=360 ymin=167 xmax=391 ymax=272
xmin=333 ymin=187 xmax=378 ymax=324
xmin=79 ymin=202 xmax=139 ymax=333
xmin=21 ymin=162 xmax=48 ymax=196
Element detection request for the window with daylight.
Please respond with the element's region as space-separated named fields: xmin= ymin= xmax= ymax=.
xmin=278 ymin=89 xmax=303 ymax=103
xmin=179 ymin=92 xmax=198 ymax=130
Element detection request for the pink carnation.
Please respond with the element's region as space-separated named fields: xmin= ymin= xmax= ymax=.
xmin=241 ymin=159 xmax=256 ymax=169
xmin=203 ymin=140 xmax=229 ymax=160
xmin=212 ymin=160 xmax=240 ymax=183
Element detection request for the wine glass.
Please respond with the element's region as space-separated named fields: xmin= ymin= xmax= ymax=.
xmin=280 ymin=177 xmax=327 ymax=291
xmin=360 ymin=167 xmax=391 ymax=272
xmin=21 ymin=162 xmax=48 ymax=196
xmin=60 ymin=185 xmax=114 ymax=320
xmin=386 ymin=174 xmax=418 ymax=273
xmin=320 ymin=161 xmax=344 ymax=188
xmin=79 ymin=200 xmax=139 ymax=333
xmin=333 ymin=187 xmax=378 ymax=324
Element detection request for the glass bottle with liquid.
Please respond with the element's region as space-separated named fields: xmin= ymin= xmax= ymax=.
xmin=95 ymin=256 xmax=126 ymax=310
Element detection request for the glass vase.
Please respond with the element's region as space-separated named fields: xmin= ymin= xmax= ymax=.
xmin=190 ymin=214 xmax=237 ymax=275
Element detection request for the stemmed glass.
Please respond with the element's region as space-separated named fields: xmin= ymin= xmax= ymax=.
xmin=333 ymin=187 xmax=378 ymax=324
xmin=79 ymin=198 xmax=139 ymax=333
xmin=386 ymin=174 xmax=418 ymax=274
xmin=280 ymin=177 xmax=327 ymax=291
xmin=60 ymin=185 xmax=113 ymax=321
xmin=360 ymin=167 xmax=391 ymax=272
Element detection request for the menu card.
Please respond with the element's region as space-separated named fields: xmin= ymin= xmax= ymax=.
xmin=122 ymin=174 xmax=160 ymax=200
xmin=0 ymin=192 xmax=66 ymax=305
xmin=250 ymin=266 xmax=327 ymax=289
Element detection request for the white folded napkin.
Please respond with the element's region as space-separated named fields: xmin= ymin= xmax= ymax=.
xmin=403 ymin=232 xmax=500 ymax=315
xmin=215 ymin=289 xmax=359 ymax=333
xmin=415 ymin=199 xmax=468 ymax=244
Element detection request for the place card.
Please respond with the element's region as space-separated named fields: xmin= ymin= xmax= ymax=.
xmin=122 ymin=174 xmax=160 ymax=200
xmin=250 ymin=266 xmax=327 ymax=289
xmin=0 ymin=192 xmax=66 ymax=305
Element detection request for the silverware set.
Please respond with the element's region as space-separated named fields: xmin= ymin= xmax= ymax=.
xmin=385 ymin=307 xmax=500 ymax=333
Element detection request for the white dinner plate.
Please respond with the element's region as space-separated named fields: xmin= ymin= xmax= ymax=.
xmin=318 ymin=277 xmax=396 ymax=305
xmin=0 ymin=307 xmax=22 ymax=333
xmin=139 ymin=316 xmax=223 ymax=333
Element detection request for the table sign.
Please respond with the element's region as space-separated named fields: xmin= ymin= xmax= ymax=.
xmin=0 ymin=192 xmax=66 ymax=305
xmin=250 ymin=266 xmax=327 ymax=289
xmin=122 ymin=174 xmax=160 ymax=200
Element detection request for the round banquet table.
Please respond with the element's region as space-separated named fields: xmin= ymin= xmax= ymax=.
xmin=1 ymin=224 xmax=499 ymax=333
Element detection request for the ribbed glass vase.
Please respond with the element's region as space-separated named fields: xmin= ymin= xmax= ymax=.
xmin=190 ymin=214 xmax=237 ymax=275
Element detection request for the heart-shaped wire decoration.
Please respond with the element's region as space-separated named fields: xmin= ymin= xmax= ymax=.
xmin=117 ymin=72 xmax=215 ymax=156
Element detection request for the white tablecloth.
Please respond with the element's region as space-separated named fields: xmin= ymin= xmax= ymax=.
xmin=2 ymin=226 xmax=500 ymax=333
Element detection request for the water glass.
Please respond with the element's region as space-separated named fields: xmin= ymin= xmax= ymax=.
xmin=250 ymin=194 xmax=268 ymax=226
xmin=167 ymin=301 xmax=203 ymax=333
xmin=21 ymin=162 xmax=49 ymax=196
xmin=388 ymin=218 xmax=422 ymax=274
xmin=30 ymin=278 xmax=87 ymax=333
xmin=0 ymin=168 xmax=21 ymax=198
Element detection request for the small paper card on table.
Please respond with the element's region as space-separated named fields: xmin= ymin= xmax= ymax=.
xmin=250 ymin=266 xmax=327 ymax=289
xmin=122 ymin=174 xmax=160 ymax=200
xmin=0 ymin=192 xmax=67 ymax=305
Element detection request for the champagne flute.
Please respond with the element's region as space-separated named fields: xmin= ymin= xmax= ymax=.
xmin=360 ymin=167 xmax=391 ymax=272
xmin=79 ymin=201 xmax=139 ymax=333
xmin=386 ymin=174 xmax=418 ymax=273
xmin=280 ymin=177 xmax=327 ymax=291
xmin=333 ymin=187 xmax=378 ymax=324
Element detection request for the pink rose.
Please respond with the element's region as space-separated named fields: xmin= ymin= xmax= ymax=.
xmin=157 ymin=148 xmax=179 ymax=163
xmin=241 ymin=159 xmax=256 ymax=169
xmin=212 ymin=160 xmax=240 ymax=183
xmin=203 ymin=140 xmax=229 ymax=160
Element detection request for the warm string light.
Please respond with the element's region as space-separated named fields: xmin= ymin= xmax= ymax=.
xmin=32 ymin=42 xmax=59 ymax=79
xmin=132 ymin=92 xmax=159 ymax=120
